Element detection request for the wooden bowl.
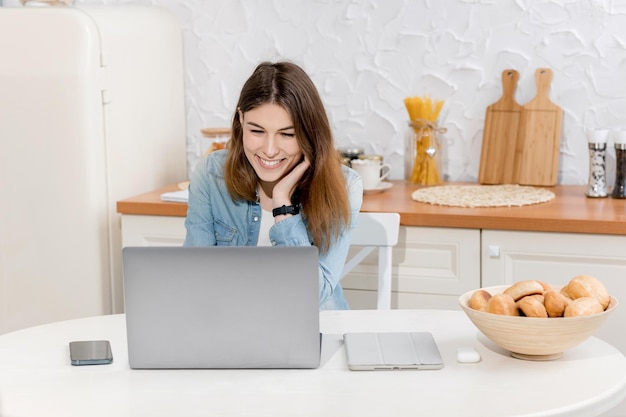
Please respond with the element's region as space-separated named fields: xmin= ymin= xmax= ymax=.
xmin=459 ymin=285 xmax=618 ymax=360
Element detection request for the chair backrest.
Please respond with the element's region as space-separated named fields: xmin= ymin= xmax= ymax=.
xmin=349 ymin=212 xmax=400 ymax=247
xmin=341 ymin=212 xmax=400 ymax=309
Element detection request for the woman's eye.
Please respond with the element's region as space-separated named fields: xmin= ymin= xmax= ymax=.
xmin=282 ymin=132 xmax=295 ymax=138
xmin=250 ymin=129 xmax=264 ymax=134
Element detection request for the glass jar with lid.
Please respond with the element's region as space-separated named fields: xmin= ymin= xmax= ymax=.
xmin=338 ymin=147 xmax=364 ymax=167
xmin=338 ymin=147 xmax=364 ymax=161
xmin=201 ymin=127 xmax=231 ymax=155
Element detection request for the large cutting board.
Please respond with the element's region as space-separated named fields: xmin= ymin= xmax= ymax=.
xmin=515 ymin=68 xmax=563 ymax=186
xmin=478 ymin=70 xmax=523 ymax=184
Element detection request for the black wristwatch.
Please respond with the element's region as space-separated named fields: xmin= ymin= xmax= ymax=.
xmin=272 ymin=204 xmax=300 ymax=217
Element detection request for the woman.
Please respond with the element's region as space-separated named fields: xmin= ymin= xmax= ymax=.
xmin=184 ymin=61 xmax=363 ymax=310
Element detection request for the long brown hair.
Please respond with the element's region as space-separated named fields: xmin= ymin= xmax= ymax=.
xmin=224 ymin=61 xmax=350 ymax=253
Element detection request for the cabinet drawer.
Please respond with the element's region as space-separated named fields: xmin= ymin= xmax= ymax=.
xmin=121 ymin=215 xmax=186 ymax=247
xmin=482 ymin=230 xmax=626 ymax=288
xmin=343 ymin=226 xmax=480 ymax=309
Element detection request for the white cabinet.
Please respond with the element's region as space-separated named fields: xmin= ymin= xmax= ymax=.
xmin=118 ymin=217 xmax=625 ymax=332
xmin=120 ymin=215 xmax=186 ymax=247
xmin=342 ymin=226 xmax=481 ymax=310
xmin=119 ymin=217 xmax=626 ymax=316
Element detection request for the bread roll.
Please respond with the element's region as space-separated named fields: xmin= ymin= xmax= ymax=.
xmin=564 ymin=297 xmax=604 ymax=317
xmin=469 ymin=289 xmax=492 ymax=311
xmin=487 ymin=293 xmax=519 ymax=316
xmin=503 ymin=280 xmax=545 ymax=301
xmin=519 ymin=293 xmax=544 ymax=306
xmin=516 ymin=295 xmax=548 ymax=318
xmin=544 ymin=290 xmax=571 ymax=318
xmin=567 ymin=275 xmax=610 ymax=310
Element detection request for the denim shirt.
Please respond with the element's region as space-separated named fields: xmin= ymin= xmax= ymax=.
xmin=184 ymin=150 xmax=363 ymax=310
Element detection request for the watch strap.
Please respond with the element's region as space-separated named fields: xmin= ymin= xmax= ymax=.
xmin=272 ymin=204 xmax=300 ymax=217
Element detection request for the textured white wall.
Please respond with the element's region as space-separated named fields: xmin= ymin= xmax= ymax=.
xmin=73 ymin=0 xmax=626 ymax=185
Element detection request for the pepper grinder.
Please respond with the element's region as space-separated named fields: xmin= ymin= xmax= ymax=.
xmin=585 ymin=128 xmax=609 ymax=198
xmin=612 ymin=129 xmax=626 ymax=199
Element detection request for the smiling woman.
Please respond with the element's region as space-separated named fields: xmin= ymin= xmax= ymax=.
xmin=239 ymin=103 xmax=302 ymax=192
xmin=184 ymin=61 xmax=364 ymax=310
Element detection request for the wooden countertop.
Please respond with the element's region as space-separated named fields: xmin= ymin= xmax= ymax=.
xmin=117 ymin=183 xmax=189 ymax=217
xmin=116 ymin=180 xmax=626 ymax=235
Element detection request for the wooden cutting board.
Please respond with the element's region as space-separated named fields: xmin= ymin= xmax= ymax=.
xmin=478 ymin=69 xmax=523 ymax=184
xmin=515 ymin=68 xmax=563 ymax=186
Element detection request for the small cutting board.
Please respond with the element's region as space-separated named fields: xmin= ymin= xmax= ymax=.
xmin=478 ymin=70 xmax=523 ymax=184
xmin=515 ymin=68 xmax=563 ymax=186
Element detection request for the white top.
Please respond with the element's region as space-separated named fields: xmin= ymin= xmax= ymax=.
xmin=613 ymin=129 xmax=626 ymax=145
xmin=0 ymin=310 xmax=624 ymax=417
xmin=586 ymin=128 xmax=610 ymax=144
xmin=257 ymin=209 xmax=273 ymax=246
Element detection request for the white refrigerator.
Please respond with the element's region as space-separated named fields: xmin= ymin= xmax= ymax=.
xmin=0 ymin=4 xmax=187 ymax=333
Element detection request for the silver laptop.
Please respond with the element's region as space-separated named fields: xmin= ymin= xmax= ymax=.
xmin=122 ymin=246 xmax=321 ymax=369
xmin=343 ymin=332 xmax=444 ymax=371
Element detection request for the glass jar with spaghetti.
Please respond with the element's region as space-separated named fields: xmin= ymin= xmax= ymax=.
xmin=405 ymin=120 xmax=445 ymax=185
xmin=403 ymin=95 xmax=445 ymax=185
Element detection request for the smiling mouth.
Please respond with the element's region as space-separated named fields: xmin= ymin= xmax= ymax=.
xmin=258 ymin=156 xmax=283 ymax=168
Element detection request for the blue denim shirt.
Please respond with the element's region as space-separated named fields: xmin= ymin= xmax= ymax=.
xmin=184 ymin=150 xmax=363 ymax=310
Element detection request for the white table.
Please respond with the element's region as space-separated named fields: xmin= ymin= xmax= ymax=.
xmin=0 ymin=310 xmax=624 ymax=417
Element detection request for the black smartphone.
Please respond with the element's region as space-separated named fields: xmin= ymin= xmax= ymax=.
xmin=69 ymin=340 xmax=113 ymax=366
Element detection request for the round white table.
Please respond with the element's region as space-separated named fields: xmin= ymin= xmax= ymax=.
xmin=0 ymin=310 xmax=624 ymax=417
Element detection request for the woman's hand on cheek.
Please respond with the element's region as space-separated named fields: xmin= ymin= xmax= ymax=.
xmin=273 ymin=157 xmax=311 ymax=206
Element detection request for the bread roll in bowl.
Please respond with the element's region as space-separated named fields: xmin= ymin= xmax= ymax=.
xmin=567 ymin=275 xmax=610 ymax=310
xmin=487 ymin=293 xmax=519 ymax=316
xmin=517 ymin=294 xmax=548 ymax=318
xmin=469 ymin=289 xmax=491 ymax=312
xmin=564 ymin=297 xmax=604 ymax=317
xmin=503 ymin=280 xmax=545 ymax=301
xmin=544 ymin=290 xmax=571 ymax=318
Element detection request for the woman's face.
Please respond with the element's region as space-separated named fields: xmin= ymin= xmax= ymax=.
xmin=240 ymin=103 xmax=303 ymax=185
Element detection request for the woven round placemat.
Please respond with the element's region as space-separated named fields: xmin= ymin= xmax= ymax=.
xmin=411 ymin=184 xmax=555 ymax=208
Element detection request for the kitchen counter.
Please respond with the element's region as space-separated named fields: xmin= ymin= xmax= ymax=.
xmin=116 ymin=180 xmax=626 ymax=235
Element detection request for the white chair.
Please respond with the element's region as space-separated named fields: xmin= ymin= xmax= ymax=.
xmin=341 ymin=212 xmax=400 ymax=310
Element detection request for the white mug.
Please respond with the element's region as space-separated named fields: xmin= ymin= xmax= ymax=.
xmin=351 ymin=159 xmax=391 ymax=190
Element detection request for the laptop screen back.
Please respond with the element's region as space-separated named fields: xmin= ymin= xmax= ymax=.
xmin=122 ymin=246 xmax=320 ymax=369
